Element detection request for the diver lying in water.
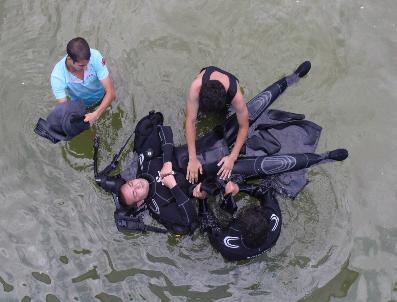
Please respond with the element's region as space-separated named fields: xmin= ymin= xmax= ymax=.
xmin=94 ymin=111 xmax=201 ymax=235
xmin=94 ymin=61 xmax=348 ymax=260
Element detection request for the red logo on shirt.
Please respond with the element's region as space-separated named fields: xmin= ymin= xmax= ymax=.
xmin=102 ymin=58 xmax=106 ymax=65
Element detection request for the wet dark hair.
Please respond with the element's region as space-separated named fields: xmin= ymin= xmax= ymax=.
xmin=66 ymin=37 xmax=91 ymax=63
xmin=198 ymin=80 xmax=227 ymax=113
xmin=237 ymin=205 xmax=269 ymax=248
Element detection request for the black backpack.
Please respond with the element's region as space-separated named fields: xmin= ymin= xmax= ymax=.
xmin=133 ymin=111 xmax=164 ymax=157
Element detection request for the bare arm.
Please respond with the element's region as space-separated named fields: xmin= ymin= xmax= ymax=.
xmin=217 ymin=86 xmax=248 ymax=179
xmin=185 ymin=78 xmax=200 ymax=159
xmin=84 ymin=74 xmax=116 ymax=124
xmin=230 ymin=88 xmax=249 ymax=159
xmin=185 ymin=77 xmax=203 ymax=183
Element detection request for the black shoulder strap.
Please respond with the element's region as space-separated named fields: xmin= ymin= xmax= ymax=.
xmin=227 ymin=75 xmax=238 ymax=103
xmin=201 ymin=66 xmax=215 ymax=84
xmin=114 ymin=211 xmax=168 ymax=233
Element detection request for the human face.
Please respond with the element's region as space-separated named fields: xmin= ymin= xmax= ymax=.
xmin=120 ymin=178 xmax=149 ymax=206
xmin=67 ymin=57 xmax=89 ymax=72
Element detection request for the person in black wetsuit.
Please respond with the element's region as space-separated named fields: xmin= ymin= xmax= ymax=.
xmin=198 ymin=185 xmax=282 ymax=261
xmin=185 ymin=66 xmax=249 ymax=183
xmin=116 ymin=118 xmax=203 ymax=235
xmin=196 ymin=148 xmax=348 ymax=261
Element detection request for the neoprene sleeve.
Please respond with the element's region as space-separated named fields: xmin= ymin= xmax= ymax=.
xmin=158 ymin=125 xmax=174 ymax=163
xmin=170 ymin=186 xmax=197 ymax=226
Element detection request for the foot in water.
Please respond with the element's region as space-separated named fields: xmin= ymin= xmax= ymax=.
xmin=327 ymin=149 xmax=349 ymax=161
xmin=294 ymin=61 xmax=311 ymax=78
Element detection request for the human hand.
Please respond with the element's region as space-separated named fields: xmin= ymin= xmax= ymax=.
xmin=193 ymin=183 xmax=208 ymax=199
xmin=160 ymin=162 xmax=173 ymax=178
xmin=217 ymin=155 xmax=236 ymax=180
xmin=161 ymin=174 xmax=177 ymax=189
xmin=225 ymin=181 xmax=239 ymax=196
xmin=84 ymin=111 xmax=99 ymax=125
xmin=186 ymin=157 xmax=202 ymax=184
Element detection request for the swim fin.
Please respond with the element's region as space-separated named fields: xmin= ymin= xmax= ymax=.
xmin=294 ymin=61 xmax=311 ymax=78
xmin=327 ymin=149 xmax=349 ymax=161
xmin=34 ymin=118 xmax=60 ymax=144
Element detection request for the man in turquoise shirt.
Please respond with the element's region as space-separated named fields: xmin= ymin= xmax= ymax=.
xmin=50 ymin=37 xmax=116 ymax=125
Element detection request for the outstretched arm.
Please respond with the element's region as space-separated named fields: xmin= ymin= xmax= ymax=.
xmin=217 ymin=88 xmax=248 ymax=180
xmin=85 ymin=74 xmax=116 ymax=125
xmin=185 ymin=78 xmax=203 ymax=183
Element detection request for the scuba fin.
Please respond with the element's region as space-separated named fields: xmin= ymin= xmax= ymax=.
xmin=324 ymin=149 xmax=349 ymax=161
xmin=34 ymin=118 xmax=60 ymax=144
xmin=294 ymin=61 xmax=311 ymax=78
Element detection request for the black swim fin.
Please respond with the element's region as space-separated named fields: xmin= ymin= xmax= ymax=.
xmin=327 ymin=149 xmax=349 ymax=161
xmin=294 ymin=61 xmax=311 ymax=78
xmin=34 ymin=118 xmax=60 ymax=144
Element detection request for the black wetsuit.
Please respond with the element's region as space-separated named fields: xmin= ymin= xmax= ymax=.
xmin=201 ymin=187 xmax=281 ymax=261
xmin=200 ymin=66 xmax=239 ymax=106
xmin=131 ymin=124 xmax=198 ymax=235
xmin=199 ymin=151 xmax=345 ymax=261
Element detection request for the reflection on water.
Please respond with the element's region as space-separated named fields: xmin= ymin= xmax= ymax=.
xmin=298 ymin=260 xmax=359 ymax=302
xmin=62 ymin=106 xmax=125 ymax=172
xmin=31 ymin=272 xmax=51 ymax=285
xmin=0 ymin=276 xmax=14 ymax=293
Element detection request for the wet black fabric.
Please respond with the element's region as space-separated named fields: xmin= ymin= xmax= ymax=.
xmin=202 ymin=188 xmax=281 ymax=261
xmin=122 ymin=122 xmax=198 ymax=235
xmin=133 ymin=111 xmax=164 ymax=157
xmin=243 ymin=109 xmax=322 ymax=198
xmin=138 ymin=158 xmax=198 ymax=235
xmin=34 ymin=100 xmax=90 ymax=143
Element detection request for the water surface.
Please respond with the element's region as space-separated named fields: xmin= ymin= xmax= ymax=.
xmin=1 ymin=1 xmax=397 ymax=301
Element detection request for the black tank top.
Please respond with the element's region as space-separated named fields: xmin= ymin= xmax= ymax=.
xmin=200 ymin=66 xmax=239 ymax=105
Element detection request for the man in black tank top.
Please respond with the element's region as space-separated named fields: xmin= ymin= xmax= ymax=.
xmin=185 ymin=66 xmax=249 ymax=184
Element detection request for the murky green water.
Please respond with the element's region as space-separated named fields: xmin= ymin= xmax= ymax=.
xmin=1 ymin=0 xmax=397 ymax=301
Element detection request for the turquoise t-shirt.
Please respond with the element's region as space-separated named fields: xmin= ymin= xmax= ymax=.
xmin=50 ymin=48 xmax=109 ymax=107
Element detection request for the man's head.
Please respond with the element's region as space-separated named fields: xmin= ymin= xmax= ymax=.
xmin=198 ymin=80 xmax=227 ymax=113
xmin=237 ymin=205 xmax=270 ymax=248
xmin=119 ymin=178 xmax=150 ymax=207
xmin=66 ymin=37 xmax=91 ymax=70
